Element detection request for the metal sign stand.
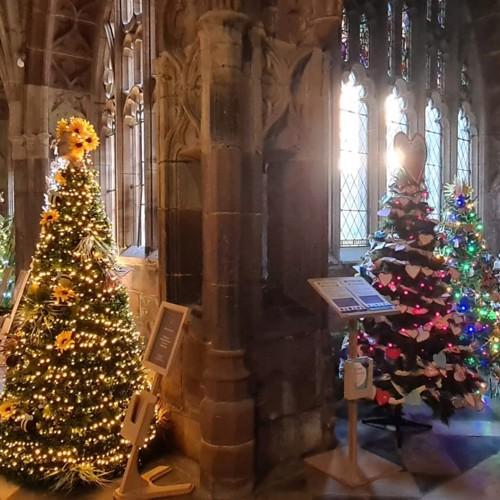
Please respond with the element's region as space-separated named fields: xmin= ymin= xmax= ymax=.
xmin=305 ymin=278 xmax=401 ymax=488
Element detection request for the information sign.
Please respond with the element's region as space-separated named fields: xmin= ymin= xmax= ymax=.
xmin=308 ymin=276 xmax=397 ymax=319
xmin=143 ymin=302 xmax=189 ymax=376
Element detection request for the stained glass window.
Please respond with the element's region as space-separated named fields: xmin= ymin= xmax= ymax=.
xmin=426 ymin=0 xmax=433 ymax=22
xmin=457 ymin=107 xmax=472 ymax=184
xmin=426 ymin=52 xmax=431 ymax=88
xmin=385 ymin=87 xmax=408 ymax=186
xmin=437 ymin=49 xmax=445 ymax=90
xmin=339 ymin=73 xmax=369 ymax=247
xmin=401 ymin=2 xmax=411 ymax=80
xmin=437 ymin=0 xmax=446 ymax=28
xmin=425 ymin=101 xmax=443 ymax=215
xmin=341 ymin=8 xmax=349 ymax=63
xmin=360 ymin=13 xmax=370 ymax=69
xmin=387 ymin=1 xmax=393 ymax=76
xmin=461 ymin=63 xmax=470 ymax=92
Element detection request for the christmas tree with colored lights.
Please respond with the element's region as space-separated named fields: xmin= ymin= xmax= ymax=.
xmin=0 ymin=117 xmax=152 ymax=490
xmin=438 ymin=183 xmax=499 ymax=365
xmin=359 ymin=133 xmax=484 ymax=423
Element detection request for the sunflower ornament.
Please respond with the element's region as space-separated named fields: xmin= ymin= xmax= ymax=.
xmin=52 ymin=284 xmax=76 ymax=304
xmin=55 ymin=116 xmax=99 ymax=162
xmin=55 ymin=330 xmax=75 ymax=353
xmin=40 ymin=209 xmax=60 ymax=226
xmin=0 ymin=400 xmax=17 ymax=422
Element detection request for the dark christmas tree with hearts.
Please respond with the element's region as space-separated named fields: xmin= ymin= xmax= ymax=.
xmin=358 ymin=132 xmax=484 ymax=422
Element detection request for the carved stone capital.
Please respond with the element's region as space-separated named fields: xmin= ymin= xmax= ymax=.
xmin=9 ymin=135 xmax=26 ymax=161
xmin=198 ymin=9 xmax=249 ymax=33
xmin=10 ymin=132 xmax=51 ymax=160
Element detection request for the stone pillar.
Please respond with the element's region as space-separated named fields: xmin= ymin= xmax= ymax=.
xmin=198 ymin=9 xmax=261 ymax=498
xmin=10 ymin=85 xmax=50 ymax=271
xmin=0 ymin=100 xmax=9 ymax=216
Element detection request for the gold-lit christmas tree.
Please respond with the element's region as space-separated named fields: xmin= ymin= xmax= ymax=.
xmin=0 ymin=117 xmax=152 ymax=490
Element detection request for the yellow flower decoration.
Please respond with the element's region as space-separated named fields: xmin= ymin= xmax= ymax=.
xmin=55 ymin=330 xmax=74 ymax=353
xmin=83 ymin=131 xmax=100 ymax=152
xmin=0 ymin=400 xmax=17 ymax=421
xmin=68 ymin=116 xmax=89 ymax=136
xmin=56 ymin=117 xmax=99 ymax=160
xmin=55 ymin=118 xmax=70 ymax=140
xmin=52 ymin=284 xmax=76 ymax=304
xmin=40 ymin=209 xmax=60 ymax=226
xmin=69 ymin=133 xmax=86 ymax=159
xmin=54 ymin=170 xmax=67 ymax=186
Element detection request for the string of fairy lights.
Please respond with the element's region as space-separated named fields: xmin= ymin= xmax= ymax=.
xmin=359 ymin=167 xmax=485 ymax=415
xmin=0 ymin=117 xmax=153 ymax=489
xmin=438 ymin=183 xmax=500 ymax=365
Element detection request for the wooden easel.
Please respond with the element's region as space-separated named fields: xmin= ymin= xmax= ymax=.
xmin=114 ymin=302 xmax=194 ymax=499
xmin=114 ymin=375 xmax=193 ymax=499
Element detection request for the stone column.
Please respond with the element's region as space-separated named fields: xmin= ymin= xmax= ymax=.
xmin=10 ymin=85 xmax=50 ymax=271
xmin=198 ymin=9 xmax=261 ymax=498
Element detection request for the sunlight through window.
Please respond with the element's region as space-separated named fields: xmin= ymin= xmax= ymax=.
xmin=339 ymin=73 xmax=369 ymax=248
xmin=385 ymin=88 xmax=408 ymax=186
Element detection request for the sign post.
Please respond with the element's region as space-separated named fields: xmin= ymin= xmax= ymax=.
xmin=114 ymin=302 xmax=194 ymax=500
xmin=305 ymin=277 xmax=401 ymax=487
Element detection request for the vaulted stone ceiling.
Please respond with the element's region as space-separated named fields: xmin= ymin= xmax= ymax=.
xmin=25 ymin=0 xmax=107 ymax=91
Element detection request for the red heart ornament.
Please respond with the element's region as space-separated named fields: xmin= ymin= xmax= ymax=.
xmin=385 ymin=346 xmax=401 ymax=361
xmin=375 ymin=388 xmax=391 ymax=406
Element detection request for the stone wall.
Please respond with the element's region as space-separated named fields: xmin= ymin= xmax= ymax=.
xmin=118 ymin=254 xmax=160 ymax=338
xmin=468 ymin=0 xmax=500 ymax=253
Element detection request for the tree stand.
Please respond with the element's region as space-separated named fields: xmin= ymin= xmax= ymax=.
xmin=362 ymin=407 xmax=432 ymax=448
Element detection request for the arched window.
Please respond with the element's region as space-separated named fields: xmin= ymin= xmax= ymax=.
xmin=401 ymin=2 xmax=411 ymax=80
xmin=457 ymin=107 xmax=472 ymax=184
xmin=97 ymin=0 xmax=156 ymax=255
xmin=359 ymin=13 xmax=370 ymax=69
xmin=100 ymin=11 xmax=117 ymax=242
xmin=385 ymin=87 xmax=408 ymax=185
xmin=330 ymin=0 xmax=480 ymax=264
xmin=437 ymin=0 xmax=446 ymax=28
xmin=425 ymin=100 xmax=443 ymax=214
xmin=387 ymin=1 xmax=393 ymax=75
xmin=341 ymin=8 xmax=349 ymax=63
xmin=339 ymin=73 xmax=369 ymax=248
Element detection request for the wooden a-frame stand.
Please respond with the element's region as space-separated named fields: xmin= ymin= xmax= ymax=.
xmin=115 ymin=302 xmax=194 ymax=499
xmin=114 ymin=374 xmax=194 ymax=499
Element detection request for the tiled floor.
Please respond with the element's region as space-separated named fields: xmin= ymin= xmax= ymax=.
xmin=259 ymin=397 xmax=500 ymax=499
xmin=1 ymin=399 xmax=499 ymax=499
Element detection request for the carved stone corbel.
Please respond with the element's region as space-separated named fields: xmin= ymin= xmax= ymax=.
xmin=154 ymin=42 xmax=201 ymax=162
xmin=25 ymin=132 xmax=51 ymax=159
xmin=262 ymin=38 xmax=313 ymax=143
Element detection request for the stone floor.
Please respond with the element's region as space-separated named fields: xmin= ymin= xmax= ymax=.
xmin=1 ymin=398 xmax=499 ymax=499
